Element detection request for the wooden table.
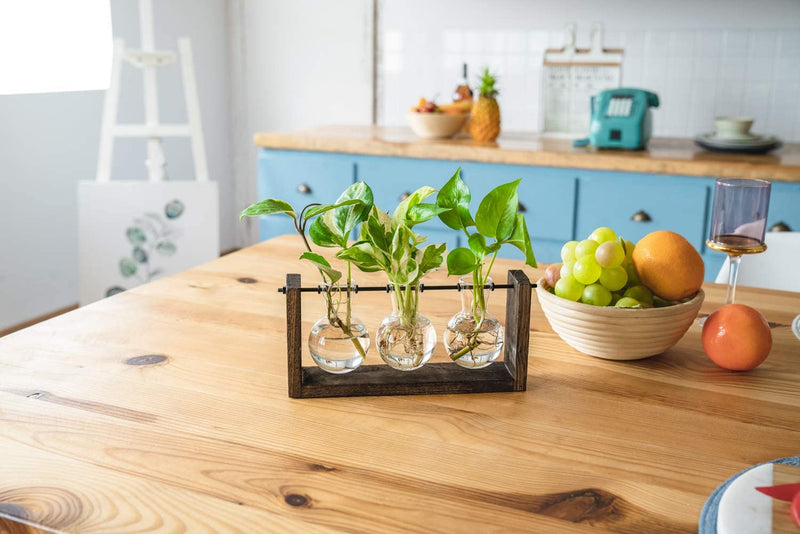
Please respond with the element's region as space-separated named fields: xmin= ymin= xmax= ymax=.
xmin=2 ymin=235 xmax=799 ymax=533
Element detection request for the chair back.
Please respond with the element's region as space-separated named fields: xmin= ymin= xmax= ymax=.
xmin=715 ymin=232 xmax=800 ymax=293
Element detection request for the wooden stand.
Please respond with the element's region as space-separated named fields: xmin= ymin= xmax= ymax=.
xmin=283 ymin=271 xmax=532 ymax=398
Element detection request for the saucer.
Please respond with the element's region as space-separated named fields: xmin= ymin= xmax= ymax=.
xmin=713 ymin=132 xmax=759 ymax=141
xmin=695 ymin=133 xmax=782 ymax=154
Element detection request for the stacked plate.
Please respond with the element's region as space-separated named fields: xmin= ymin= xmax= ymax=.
xmin=695 ymin=132 xmax=782 ymax=154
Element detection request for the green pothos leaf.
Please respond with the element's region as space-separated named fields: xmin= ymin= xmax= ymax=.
xmin=446 ymin=247 xmax=479 ymax=276
xmin=436 ymin=168 xmax=475 ymax=231
xmin=332 ymin=181 xmax=374 ymax=237
xmin=505 ymin=213 xmax=537 ymax=268
xmin=239 ymin=198 xmax=296 ymax=220
xmin=299 ymin=252 xmax=342 ymax=283
xmin=475 ymin=179 xmax=520 ymax=240
xmin=336 ymin=242 xmax=385 ymax=272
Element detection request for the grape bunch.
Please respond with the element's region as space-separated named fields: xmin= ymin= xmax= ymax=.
xmin=544 ymin=227 xmax=655 ymax=308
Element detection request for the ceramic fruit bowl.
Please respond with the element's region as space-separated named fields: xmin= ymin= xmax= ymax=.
xmin=407 ymin=111 xmax=468 ymax=139
xmin=536 ymin=278 xmax=704 ymax=360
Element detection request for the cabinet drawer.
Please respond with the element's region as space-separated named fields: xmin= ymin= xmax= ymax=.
xmin=576 ymin=173 xmax=710 ymax=251
xmin=767 ymin=182 xmax=800 ymax=233
xmin=460 ymin=163 xmax=576 ymax=242
xmin=258 ymin=150 xmax=354 ymax=210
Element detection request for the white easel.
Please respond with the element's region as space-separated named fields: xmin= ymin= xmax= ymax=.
xmin=78 ymin=0 xmax=218 ymax=306
xmin=96 ymin=0 xmax=208 ymax=182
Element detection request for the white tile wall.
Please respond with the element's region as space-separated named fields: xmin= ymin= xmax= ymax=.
xmin=379 ymin=23 xmax=800 ymax=140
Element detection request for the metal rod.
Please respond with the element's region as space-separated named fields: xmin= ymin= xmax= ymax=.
xmin=277 ymin=282 xmax=536 ymax=294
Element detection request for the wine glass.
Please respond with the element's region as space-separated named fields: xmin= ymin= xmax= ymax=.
xmin=706 ymin=178 xmax=771 ymax=305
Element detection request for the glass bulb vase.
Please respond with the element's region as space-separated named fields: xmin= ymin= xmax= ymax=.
xmin=308 ymin=282 xmax=370 ymax=374
xmin=444 ymin=276 xmax=504 ymax=369
xmin=377 ymin=282 xmax=436 ymax=371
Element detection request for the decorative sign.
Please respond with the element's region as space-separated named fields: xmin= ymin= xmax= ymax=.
xmin=78 ymin=181 xmax=218 ymax=305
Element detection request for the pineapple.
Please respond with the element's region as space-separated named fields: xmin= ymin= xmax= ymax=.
xmin=469 ymin=68 xmax=501 ymax=142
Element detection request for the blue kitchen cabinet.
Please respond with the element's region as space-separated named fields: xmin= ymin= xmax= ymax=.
xmin=256 ymin=148 xmax=798 ymax=282
xmin=768 ymin=181 xmax=800 ymax=233
xmin=575 ymin=172 xmax=711 ymax=251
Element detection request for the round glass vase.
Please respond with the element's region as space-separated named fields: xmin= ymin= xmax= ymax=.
xmin=376 ymin=282 xmax=436 ymax=371
xmin=308 ymin=282 xmax=370 ymax=374
xmin=444 ymin=276 xmax=504 ymax=369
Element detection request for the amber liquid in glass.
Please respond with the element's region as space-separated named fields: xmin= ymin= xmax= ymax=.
xmin=707 ymin=234 xmax=767 ymax=255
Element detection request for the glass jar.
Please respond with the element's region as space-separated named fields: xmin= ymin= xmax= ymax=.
xmin=308 ymin=282 xmax=370 ymax=374
xmin=444 ymin=276 xmax=504 ymax=369
xmin=376 ymin=282 xmax=435 ymax=371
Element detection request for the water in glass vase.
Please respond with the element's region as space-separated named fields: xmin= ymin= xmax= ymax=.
xmin=307 ymin=283 xmax=370 ymax=374
xmin=377 ymin=283 xmax=436 ymax=371
xmin=444 ymin=276 xmax=504 ymax=369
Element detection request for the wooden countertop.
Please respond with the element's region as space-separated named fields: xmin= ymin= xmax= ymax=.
xmin=2 ymin=235 xmax=799 ymax=532
xmin=255 ymin=125 xmax=800 ymax=182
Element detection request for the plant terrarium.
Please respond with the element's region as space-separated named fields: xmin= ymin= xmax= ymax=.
xmin=435 ymin=169 xmax=536 ymax=368
xmin=241 ymin=168 xmax=536 ymax=377
xmin=337 ymin=187 xmax=447 ymax=371
xmin=241 ymin=182 xmax=374 ymax=373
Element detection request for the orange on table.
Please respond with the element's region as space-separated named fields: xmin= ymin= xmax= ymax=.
xmin=702 ymin=303 xmax=773 ymax=370
xmin=632 ymin=230 xmax=704 ymax=301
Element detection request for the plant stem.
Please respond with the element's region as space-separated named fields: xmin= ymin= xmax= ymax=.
xmin=449 ymin=250 xmax=499 ymax=361
xmin=295 ymin=212 xmax=366 ymax=360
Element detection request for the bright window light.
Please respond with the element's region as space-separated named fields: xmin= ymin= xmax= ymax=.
xmin=0 ymin=0 xmax=113 ymax=95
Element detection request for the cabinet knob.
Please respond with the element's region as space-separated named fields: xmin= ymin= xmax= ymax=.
xmin=518 ymin=201 xmax=527 ymax=213
xmin=769 ymin=221 xmax=792 ymax=232
xmin=399 ymin=191 xmax=411 ymax=201
xmin=631 ymin=210 xmax=652 ymax=222
xmin=297 ymin=183 xmax=312 ymax=194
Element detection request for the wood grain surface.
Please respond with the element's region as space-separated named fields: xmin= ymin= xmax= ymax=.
xmin=253 ymin=125 xmax=800 ymax=181
xmin=1 ymin=234 xmax=799 ymax=533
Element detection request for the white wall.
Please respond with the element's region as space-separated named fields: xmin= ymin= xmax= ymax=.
xmin=228 ymin=0 xmax=374 ymax=246
xmin=0 ymin=0 xmax=231 ymax=331
xmin=379 ymin=0 xmax=800 ymax=140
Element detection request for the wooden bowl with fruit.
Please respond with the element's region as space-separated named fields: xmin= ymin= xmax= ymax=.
xmin=407 ymin=98 xmax=470 ymax=139
xmin=537 ymin=228 xmax=705 ymax=360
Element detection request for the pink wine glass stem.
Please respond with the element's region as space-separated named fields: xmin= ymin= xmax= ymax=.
xmin=725 ymin=254 xmax=742 ymax=305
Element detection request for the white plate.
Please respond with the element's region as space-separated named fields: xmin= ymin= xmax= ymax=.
xmin=697 ymin=133 xmax=780 ymax=148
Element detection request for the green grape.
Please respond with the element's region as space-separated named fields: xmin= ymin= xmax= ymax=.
xmin=598 ymin=265 xmax=628 ymax=291
xmin=620 ymin=237 xmax=636 ymax=262
xmin=560 ymin=261 xmax=575 ymax=279
xmin=555 ymin=276 xmax=585 ymax=302
xmin=581 ymin=283 xmax=612 ymax=306
xmin=590 ymin=227 xmax=617 ymax=243
xmin=610 ymin=292 xmax=622 ymax=305
xmin=615 ymin=297 xmax=641 ymax=308
xmin=624 ymin=285 xmax=654 ymax=305
xmin=595 ymin=241 xmax=625 ymax=268
xmin=625 ymin=262 xmax=640 ymax=286
xmin=560 ymin=241 xmax=579 ymax=262
xmin=573 ymin=256 xmax=601 ymax=285
xmin=575 ymin=239 xmax=599 ymax=259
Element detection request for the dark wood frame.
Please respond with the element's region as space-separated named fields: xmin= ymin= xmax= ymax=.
xmin=283 ymin=270 xmax=532 ymax=398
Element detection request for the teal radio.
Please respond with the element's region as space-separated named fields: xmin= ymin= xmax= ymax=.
xmin=573 ymin=89 xmax=659 ymax=150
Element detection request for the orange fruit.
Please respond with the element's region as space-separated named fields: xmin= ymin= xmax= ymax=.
xmin=702 ymin=304 xmax=772 ymax=370
xmin=632 ymin=230 xmax=704 ymax=301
